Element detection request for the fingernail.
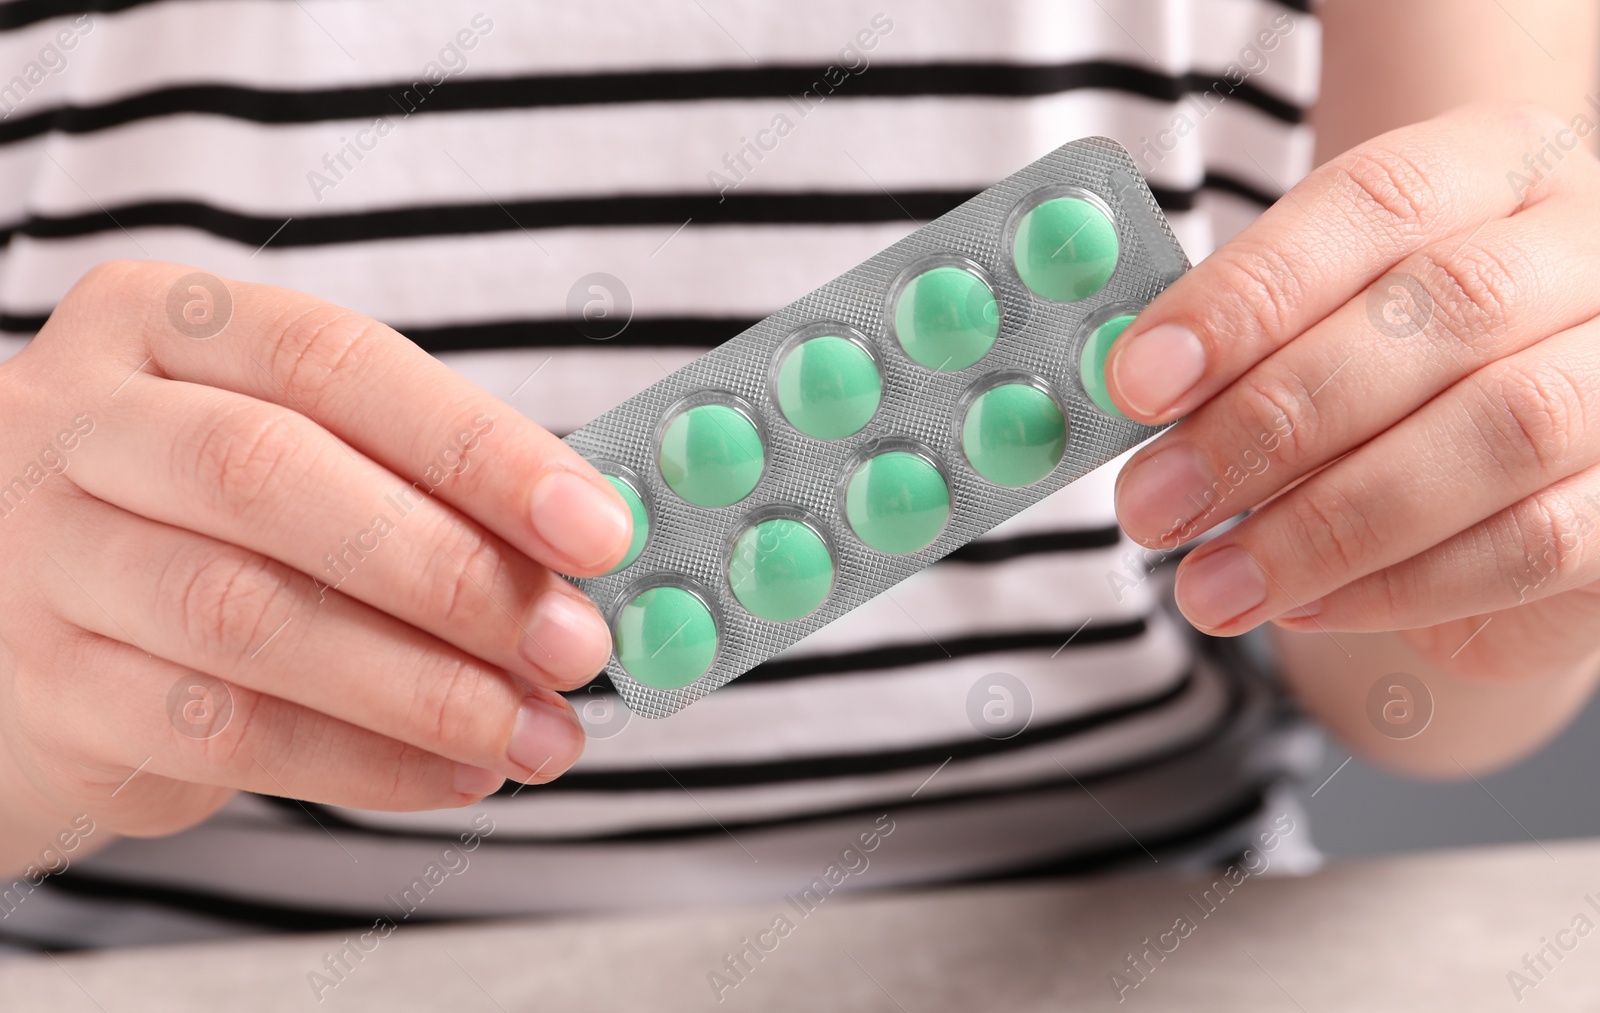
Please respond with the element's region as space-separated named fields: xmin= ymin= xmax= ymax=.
xmin=1111 ymin=323 xmax=1206 ymax=417
xmin=507 ymin=694 xmax=585 ymax=782
xmin=521 ymin=593 xmax=612 ymax=685
xmin=453 ymin=764 xmax=505 ymax=797
xmin=1117 ymin=444 xmax=1217 ymax=542
xmin=530 ymin=470 xmax=631 ymax=571
xmin=1177 ymin=547 xmax=1268 ymax=629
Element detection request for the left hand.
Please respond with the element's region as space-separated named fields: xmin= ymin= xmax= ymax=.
xmin=1107 ymin=102 xmax=1600 ymax=683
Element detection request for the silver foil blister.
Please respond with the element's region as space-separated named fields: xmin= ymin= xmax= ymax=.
xmin=564 ymin=137 xmax=1189 ymax=718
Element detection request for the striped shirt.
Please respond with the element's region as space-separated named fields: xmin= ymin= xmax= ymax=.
xmin=0 ymin=0 xmax=1324 ymax=952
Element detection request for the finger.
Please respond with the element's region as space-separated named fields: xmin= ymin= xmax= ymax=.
xmin=1104 ymin=102 xmax=1596 ymax=423
xmin=35 ymin=496 xmax=585 ymax=785
xmin=1116 ymin=190 xmax=1600 ymax=544
xmin=1166 ymin=315 xmax=1600 ymax=634
xmin=70 ymin=373 xmax=610 ymax=689
xmin=56 ymin=259 xmax=632 ymax=576
xmin=1274 ymin=462 xmax=1600 ymax=638
xmin=11 ymin=626 xmax=504 ymax=828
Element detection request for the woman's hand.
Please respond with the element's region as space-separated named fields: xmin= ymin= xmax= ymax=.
xmin=0 ymin=260 xmax=630 ymax=848
xmin=1108 ymin=103 xmax=1600 ymax=685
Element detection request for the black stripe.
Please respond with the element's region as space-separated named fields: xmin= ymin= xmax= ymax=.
xmin=0 ymin=0 xmax=1314 ymax=33
xmin=946 ymin=525 xmax=1122 ymax=563
xmin=0 ymin=0 xmax=167 ymax=32
xmin=527 ymin=666 xmax=1195 ymax=794
xmin=2 ymin=310 xmax=758 ymax=344
xmin=0 ymin=923 xmax=95 ymax=953
xmin=263 ymin=665 xmax=1246 ymax=845
xmin=0 ymin=190 xmax=982 ymax=248
xmin=0 ymin=311 xmax=48 ymax=333
xmin=0 ymin=170 xmax=1271 ymax=253
xmin=0 ymin=61 xmax=1304 ymax=150
xmin=568 ymin=616 xmax=1150 ymax=700
xmin=403 ymin=316 xmax=761 ymax=353
xmin=41 ymin=871 xmax=445 ymax=934
xmin=955 ymin=782 xmax=1273 ymax=882
xmin=734 ymin=617 xmax=1148 ymax=684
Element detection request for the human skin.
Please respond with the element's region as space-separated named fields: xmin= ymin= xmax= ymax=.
xmin=0 ymin=262 xmax=632 ymax=874
xmin=1110 ymin=0 xmax=1600 ymax=778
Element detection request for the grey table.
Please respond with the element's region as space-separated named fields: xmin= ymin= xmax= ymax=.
xmin=3 ymin=839 xmax=1599 ymax=1012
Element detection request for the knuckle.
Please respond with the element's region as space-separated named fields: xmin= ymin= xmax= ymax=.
xmin=419 ymin=404 xmax=496 ymax=495
xmin=1367 ymin=557 xmax=1427 ymax=625
xmin=404 ymin=653 xmax=502 ymax=756
xmin=6 ymin=657 xmax=61 ymax=760
xmin=1276 ymin=482 xmax=1377 ymax=581
xmin=71 ymin=259 xmax=165 ymax=302
xmin=1233 ymin=367 xmax=1316 ymax=465
xmin=185 ymin=405 xmax=308 ymax=518
xmin=414 ymin=524 xmax=516 ymax=633
xmin=267 ymin=305 xmax=377 ymax=406
xmin=375 ymin=743 xmax=456 ymax=809
xmin=195 ymin=686 xmax=272 ymax=775
xmin=1506 ymin=490 xmax=1590 ymax=594
xmin=1497 ymin=101 xmax=1570 ymax=150
xmin=1209 ymin=237 xmax=1308 ymax=342
xmin=50 ymin=260 xmax=162 ymax=338
xmin=164 ymin=546 xmax=296 ymax=659
xmin=13 ymin=631 xmax=132 ymax=765
xmin=1470 ymin=360 xmax=1583 ymax=478
xmin=1332 ymin=145 xmax=1443 ymax=237
xmin=1411 ymin=242 xmax=1530 ymax=348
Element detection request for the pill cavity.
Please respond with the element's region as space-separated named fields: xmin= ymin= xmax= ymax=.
xmin=728 ymin=517 xmax=834 ymax=622
xmin=961 ymin=383 xmax=1067 ymax=487
xmin=613 ymin=585 xmax=718 ymax=688
xmin=658 ymin=402 xmax=765 ymax=507
xmin=844 ymin=451 xmax=951 ymax=554
xmin=601 ymin=474 xmax=649 ymax=574
xmin=1012 ymin=196 xmax=1119 ymax=301
xmin=775 ymin=334 xmax=883 ymax=440
xmin=1080 ymin=313 xmax=1136 ymax=417
xmin=892 ymin=266 xmax=1000 ymax=372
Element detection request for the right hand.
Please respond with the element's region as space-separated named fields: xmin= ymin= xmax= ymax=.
xmin=0 ymin=260 xmax=632 ymax=840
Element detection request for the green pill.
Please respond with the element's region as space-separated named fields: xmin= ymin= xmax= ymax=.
xmin=728 ymin=518 xmax=834 ymax=622
xmin=961 ymin=384 xmax=1067 ymax=487
xmin=775 ymin=335 xmax=882 ymax=440
xmin=844 ymin=451 xmax=951 ymax=554
xmin=602 ymin=475 xmax=649 ymax=574
xmin=1012 ymin=197 xmax=1119 ymax=301
xmin=658 ymin=403 xmax=765 ymax=507
xmin=1080 ymin=314 xmax=1135 ymax=417
xmin=613 ymin=585 xmax=718 ymax=689
xmin=892 ymin=266 xmax=1000 ymax=372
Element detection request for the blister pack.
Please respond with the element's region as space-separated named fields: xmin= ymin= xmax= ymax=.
xmin=563 ymin=136 xmax=1189 ymax=718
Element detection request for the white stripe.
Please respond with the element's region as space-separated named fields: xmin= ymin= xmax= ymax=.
xmin=0 ymin=94 xmax=1308 ymax=223
xmin=0 ymin=223 xmax=907 ymax=323
xmin=579 ymin=610 xmax=1190 ymax=768
xmin=0 ymin=1 xmax=1316 ymax=104
xmin=778 ymin=542 xmax=1160 ymax=660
